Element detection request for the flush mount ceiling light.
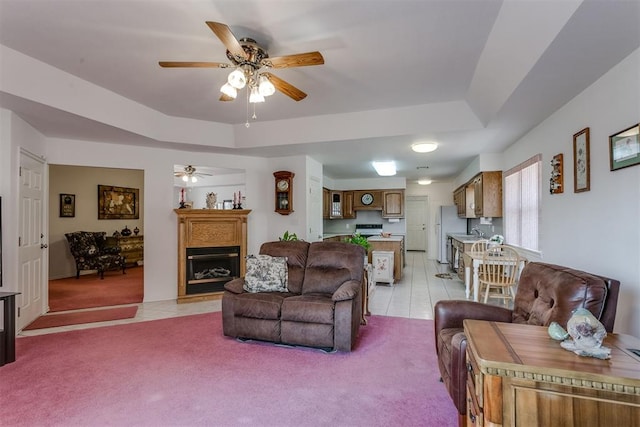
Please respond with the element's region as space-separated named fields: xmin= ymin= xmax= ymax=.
xmin=417 ymin=179 xmax=432 ymax=185
xmin=411 ymin=142 xmax=438 ymax=153
xmin=372 ymin=161 xmax=396 ymax=176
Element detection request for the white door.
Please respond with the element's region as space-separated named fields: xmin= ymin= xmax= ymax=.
xmin=17 ymin=150 xmax=47 ymax=330
xmin=308 ymin=176 xmax=323 ymax=242
xmin=406 ymin=197 xmax=428 ymax=252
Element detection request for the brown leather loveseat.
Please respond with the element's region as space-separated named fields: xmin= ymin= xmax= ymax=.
xmin=434 ymin=262 xmax=620 ymax=426
xmin=222 ymin=240 xmax=365 ymax=352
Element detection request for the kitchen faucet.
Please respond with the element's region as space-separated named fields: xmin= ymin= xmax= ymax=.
xmin=471 ymin=227 xmax=485 ymax=238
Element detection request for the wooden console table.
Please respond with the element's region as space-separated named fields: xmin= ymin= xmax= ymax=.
xmin=464 ymin=319 xmax=640 ymax=426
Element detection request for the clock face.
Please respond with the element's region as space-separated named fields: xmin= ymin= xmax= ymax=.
xmin=277 ymin=180 xmax=289 ymax=191
xmin=361 ymin=193 xmax=374 ymax=205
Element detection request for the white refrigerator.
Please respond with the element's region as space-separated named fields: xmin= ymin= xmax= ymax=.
xmin=436 ymin=205 xmax=467 ymax=263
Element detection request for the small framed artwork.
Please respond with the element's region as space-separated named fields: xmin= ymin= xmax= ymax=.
xmin=573 ymin=127 xmax=590 ymax=192
xmin=60 ymin=193 xmax=76 ymax=217
xmin=609 ymin=123 xmax=640 ymax=171
xmin=98 ymin=185 xmax=140 ymax=219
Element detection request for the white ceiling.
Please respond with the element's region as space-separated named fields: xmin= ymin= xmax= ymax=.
xmin=1 ymin=0 xmax=639 ymax=182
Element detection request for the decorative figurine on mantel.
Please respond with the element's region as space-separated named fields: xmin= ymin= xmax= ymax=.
xmin=206 ymin=192 xmax=217 ymax=209
xmin=548 ymin=308 xmax=610 ymax=359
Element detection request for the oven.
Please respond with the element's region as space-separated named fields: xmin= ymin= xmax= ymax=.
xmin=355 ymin=223 xmax=383 ymax=238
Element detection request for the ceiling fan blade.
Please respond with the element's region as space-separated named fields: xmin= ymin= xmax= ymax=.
xmin=263 ymin=72 xmax=307 ymax=101
xmin=219 ymin=93 xmax=235 ymax=102
xmin=159 ymin=61 xmax=231 ymax=68
xmin=262 ymin=52 xmax=324 ymax=69
xmin=206 ymin=21 xmax=248 ymax=61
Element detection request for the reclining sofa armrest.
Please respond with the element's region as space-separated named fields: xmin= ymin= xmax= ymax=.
xmin=434 ymin=300 xmax=513 ymax=333
xmin=224 ymin=278 xmax=246 ymax=294
xmin=332 ymin=280 xmax=361 ymax=302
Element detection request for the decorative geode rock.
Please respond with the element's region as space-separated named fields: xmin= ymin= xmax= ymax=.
xmin=559 ymin=308 xmax=610 ymax=359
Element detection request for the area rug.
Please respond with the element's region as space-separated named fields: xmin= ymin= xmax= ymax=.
xmin=23 ymin=306 xmax=138 ymax=330
xmin=2 ymin=312 xmax=457 ymax=426
xmin=435 ymin=273 xmax=453 ymax=279
xmin=48 ymin=266 xmax=143 ymax=312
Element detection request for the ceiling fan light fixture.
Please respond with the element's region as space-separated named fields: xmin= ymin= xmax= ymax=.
xmin=372 ymin=161 xmax=396 ymax=176
xmin=249 ymin=86 xmax=265 ymax=103
xmin=228 ymin=68 xmax=247 ymax=89
xmin=191 ymin=176 xmax=198 ymax=183
xmin=182 ymin=175 xmax=189 ymax=182
xmin=411 ymin=142 xmax=438 ymax=153
xmin=220 ymin=82 xmax=237 ymax=98
xmin=258 ymin=74 xmax=275 ymax=97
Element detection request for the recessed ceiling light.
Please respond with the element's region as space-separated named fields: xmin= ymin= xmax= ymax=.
xmin=411 ymin=142 xmax=438 ymax=153
xmin=372 ymin=161 xmax=396 ymax=176
xmin=417 ymin=179 xmax=432 ymax=185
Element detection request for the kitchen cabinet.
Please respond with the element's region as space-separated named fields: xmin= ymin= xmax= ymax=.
xmin=322 ymin=188 xmax=330 ymax=219
xmin=452 ymin=171 xmax=503 ymax=218
xmin=353 ymin=190 xmax=383 ymax=210
xmin=382 ymin=190 xmax=404 ymax=218
xmin=368 ymin=236 xmax=404 ymax=281
xmin=453 ymin=186 xmax=465 ymax=217
xmin=342 ymin=191 xmax=356 ymax=219
xmin=473 ymin=171 xmax=502 ymax=217
xmin=449 ymin=235 xmax=475 ymax=281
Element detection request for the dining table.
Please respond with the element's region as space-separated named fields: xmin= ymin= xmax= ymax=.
xmin=462 ymin=250 xmax=527 ymax=302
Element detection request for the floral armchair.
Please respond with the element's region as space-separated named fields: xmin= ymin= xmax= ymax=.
xmin=64 ymin=231 xmax=126 ymax=279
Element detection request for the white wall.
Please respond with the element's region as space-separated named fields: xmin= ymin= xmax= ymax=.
xmin=502 ymin=48 xmax=640 ymax=336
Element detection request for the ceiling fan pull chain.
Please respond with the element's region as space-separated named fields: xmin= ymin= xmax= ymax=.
xmin=245 ymin=87 xmax=250 ymax=128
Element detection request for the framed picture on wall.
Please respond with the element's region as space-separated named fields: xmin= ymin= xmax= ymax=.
xmin=98 ymin=185 xmax=140 ymax=219
xmin=59 ymin=193 xmax=76 ymax=217
xmin=573 ymin=128 xmax=590 ymax=193
xmin=610 ymin=123 xmax=640 ymax=171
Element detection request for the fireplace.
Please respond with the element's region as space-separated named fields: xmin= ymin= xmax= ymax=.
xmin=174 ymin=208 xmax=250 ymax=303
xmin=186 ymin=246 xmax=240 ymax=294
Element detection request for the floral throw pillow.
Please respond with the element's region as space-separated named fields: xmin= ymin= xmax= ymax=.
xmin=243 ymin=255 xmax=289 ymax=293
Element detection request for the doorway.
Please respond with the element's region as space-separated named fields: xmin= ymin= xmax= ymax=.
xmin=48 ymin=165 xmax=144 ymax=312
xmin=405 ymin=196 xmax=429 ymax=252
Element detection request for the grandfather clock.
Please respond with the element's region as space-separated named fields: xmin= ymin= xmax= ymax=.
xmin=274 ymin=171 xmax=294 ymax=215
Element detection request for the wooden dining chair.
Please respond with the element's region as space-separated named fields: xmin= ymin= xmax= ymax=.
xmin=470 ymin=239 xmax=490 ymax=253
xmin=479 ymin=245 xmax=521 ymax=306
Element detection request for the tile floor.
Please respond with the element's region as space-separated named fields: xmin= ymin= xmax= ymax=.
xmin=19 ymin=251 xmax=467 ymax=337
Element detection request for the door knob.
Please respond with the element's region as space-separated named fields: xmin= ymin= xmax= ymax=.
xmin=41 ymin=244 xmax=48 ymax=249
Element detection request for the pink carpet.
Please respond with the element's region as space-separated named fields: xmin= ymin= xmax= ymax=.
xmin=23 ymin=306 xmax=138 ymax=330
xmin=1 ymin=312 xmax=457 ymax=426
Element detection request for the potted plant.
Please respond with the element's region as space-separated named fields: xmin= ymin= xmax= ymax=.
xmin=279 ymin=230 xmax=300 ymax=241
xmin=345 ymin=233 xmax=371 ymax=252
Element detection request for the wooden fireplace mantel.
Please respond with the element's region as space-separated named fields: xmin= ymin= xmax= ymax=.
xmin=174 ymin=209 xmax=251 ymax=303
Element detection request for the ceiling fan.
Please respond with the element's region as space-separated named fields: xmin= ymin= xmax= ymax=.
xmin=159 ymin=21 xmax=324 ymax=103
xmin=174 ymin=165 xmax=211 ymax=183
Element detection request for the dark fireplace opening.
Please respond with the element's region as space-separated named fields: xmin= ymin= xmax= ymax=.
xmin=186 ymin=246 xmax=240 ymax=295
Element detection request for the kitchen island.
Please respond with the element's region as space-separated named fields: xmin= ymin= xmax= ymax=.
xmin=367 ymin=235 xmax=405 ymax=281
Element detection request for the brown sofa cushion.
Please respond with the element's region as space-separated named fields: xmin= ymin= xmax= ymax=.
xmin=512 ymin=262 xmax=608 ymax=327
xmin=233 ymin=292 xmax=289 ymax=320
xmin=281 ymin=294 xmax=335 ymax=324
xmin=260 ymin=241 xmax=310 ymax=294
xmin=302 ymin=242 xmax=365 ymax=294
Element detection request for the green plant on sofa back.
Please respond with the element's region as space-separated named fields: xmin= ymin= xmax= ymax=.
xmin=345 ymin=233 xmax=371 ymax=252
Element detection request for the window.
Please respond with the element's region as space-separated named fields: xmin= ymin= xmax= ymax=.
xmin=504 ymin=154 xmax=541 ymax=251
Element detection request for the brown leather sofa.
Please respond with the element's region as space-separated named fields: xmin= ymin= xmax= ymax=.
xmin=222 ymin=240 xmax=365 ymax=352
xmin=434 ymin=262 xmax=620 ymax=426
